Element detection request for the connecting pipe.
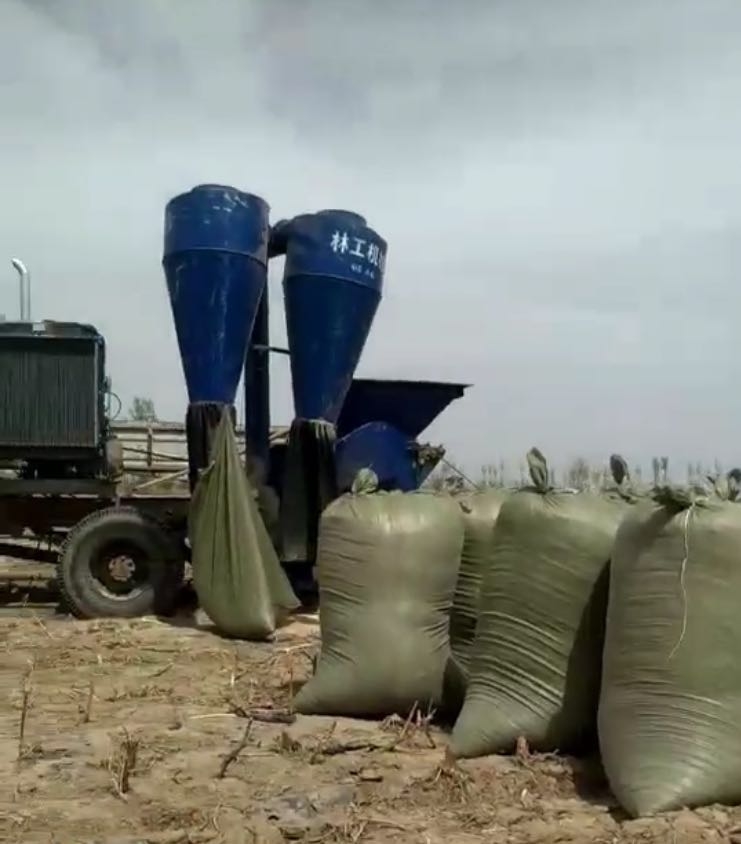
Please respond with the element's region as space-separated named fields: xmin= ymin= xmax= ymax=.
xmin=11 ymin=258 xmax=30 ymax=321
xmin=267 ymin=219 xmax=291 ymax=258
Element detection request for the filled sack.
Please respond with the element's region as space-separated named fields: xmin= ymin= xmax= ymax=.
xmin=599 ymin=481 xmax=741 ymax=816
xmin=189 ymin=411 xmax=299 ymax=640
xmin=442 ymin=489 xmax=510 ymax=715
xmin=450 ymin=488 xmax=510 ymax=671
xmin=294 ymin=483 xmax=464 ymax=716
xmin=451 ymin=448 xmax=630 ymax=757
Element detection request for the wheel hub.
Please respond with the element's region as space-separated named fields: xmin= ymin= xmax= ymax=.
xmin=91 ymin=542 xmax=149 ymax=598
xmin=108 ymin=555 xmax=136 ymax=583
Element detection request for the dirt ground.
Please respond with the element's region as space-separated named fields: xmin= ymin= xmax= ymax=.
xmin=0 ymin=610 xmax=739 ymax=844
xmin=0 ymin=557 xmax=56 ymax=616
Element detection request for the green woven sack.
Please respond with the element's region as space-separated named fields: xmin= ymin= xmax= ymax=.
xmin=450 ymin=488 xmax=510 ymax=671
xmin=441 ymin=489 xmax=510 ymax=716
xmin=451 ymin=449 xmax=629 ymax=758
xmin=599 ymin=482 xmax=741 ymax=816
xmin=294 ymin=484 xmax=464 ymax=717
xmin=189 ymin=412 xmax=299 ymax=640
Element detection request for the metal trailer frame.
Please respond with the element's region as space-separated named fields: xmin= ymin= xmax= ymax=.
xmin=0 ymin=421 xmax=237 ymax=618
xmin=0 ymin=420 xmax=295 ymax=618
xmin=0 ymin=420 xmax=295 ymax=619
xmin=0 ymin=485 xmax=190 ymax=620
xmin=0 ymin=473 xmax=191 ymax=619
xmin=0 ymin=479 xmax=190 ymax=538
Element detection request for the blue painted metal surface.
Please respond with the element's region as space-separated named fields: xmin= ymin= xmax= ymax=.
xmin=271 ymin=210 xmax=387 ymax=423
xmin=334 ymin=380 xmax=470 ymax=492
xmin=335 ymin=422 xmax=418 ymax=492
xmin=163 ymin=184 xmax=269 ymax=404
xmin=336 ymin=379 xmax=469 ymax=439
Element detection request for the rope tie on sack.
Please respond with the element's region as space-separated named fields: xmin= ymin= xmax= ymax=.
xmin=664 ymin=473 xmax=738 ymax=660
xmin=668 ymin=502 xmax=695 ymax=661
xmin=351 ymin=468 xmax=379 ymax=495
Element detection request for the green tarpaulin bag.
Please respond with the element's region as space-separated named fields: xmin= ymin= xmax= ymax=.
xmin=442 ymin=489 xmax=511 ymax=716
xmin=294 ymin=480 xmax=464 ymax=717
xmin=451 ymin=449 xmax=629 ymax=758
xmin=189 ymin=412 xmax=299 ymax=640
xmin=599 ymin=482 xmax=741 ymax=816
xmin=450 ymin=489 xmax=510 ymax=671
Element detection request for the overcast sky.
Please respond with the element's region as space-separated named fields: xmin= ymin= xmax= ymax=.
xmin=2 ymin=0 xmax=741 ymax=477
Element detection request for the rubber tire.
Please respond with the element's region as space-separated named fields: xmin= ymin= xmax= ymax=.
xmin=57 ymin=506 xmax=184 ymax=619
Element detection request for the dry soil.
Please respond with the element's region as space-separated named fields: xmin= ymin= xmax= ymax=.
xmin=0 ymin=608 xmax=739 ymax=844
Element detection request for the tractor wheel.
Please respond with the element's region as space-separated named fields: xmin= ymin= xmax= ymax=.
xmin=57 ymin=506 xmax=184 ymax=619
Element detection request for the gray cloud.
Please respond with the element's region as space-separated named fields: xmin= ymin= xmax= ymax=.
xmin=2 ymin=0 xmax=741 ymax=477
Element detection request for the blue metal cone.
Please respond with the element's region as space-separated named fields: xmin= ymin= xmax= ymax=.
xmin=163 ymin=184 xmax=269 ymax=404
xmin=275 ymin=210 xmax=387 ymax=424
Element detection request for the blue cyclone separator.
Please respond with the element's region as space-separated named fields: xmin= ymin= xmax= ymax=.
xmin=163 ymin=184 xmax=270 ymax=404
xmin=273 ymin=210 xmax=387 ymax=423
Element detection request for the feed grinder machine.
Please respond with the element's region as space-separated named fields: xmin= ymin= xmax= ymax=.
xmin=163 ymin=184 xmax=467 ymax=596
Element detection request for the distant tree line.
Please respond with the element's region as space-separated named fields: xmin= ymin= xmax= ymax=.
xmin=426 ymin=455 xmax=736 ymax=492
xmin=128 ymin=396 xmax=157 ymax=423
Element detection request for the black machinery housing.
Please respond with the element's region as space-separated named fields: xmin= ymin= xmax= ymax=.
xmin=0 ymin=320 xmax=108 ymax=478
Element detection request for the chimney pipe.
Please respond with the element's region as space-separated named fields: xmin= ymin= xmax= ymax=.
xmin=11 ymin=258 xmax=30 ymax=321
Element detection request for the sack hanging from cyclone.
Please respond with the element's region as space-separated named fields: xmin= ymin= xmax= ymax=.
xmin=189 ymin=411 xmax=299 ymax=640
xmin=450 ymin=448 xmax=631 ymax=758
xmin=279 ymin=418 xmax=338 ymax=564
xmin=599 ymin=480 xmax=741 ymax=817
xmin=293 ymin=474 xmax=464 ymax=717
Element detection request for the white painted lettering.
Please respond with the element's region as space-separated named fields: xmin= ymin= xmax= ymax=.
xmin=350 ymin=237 xmax=366 ymax=258
xmin=330 ymin=230 xmax=350 ymax=253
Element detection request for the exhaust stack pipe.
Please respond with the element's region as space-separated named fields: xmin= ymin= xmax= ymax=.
xmin=11 ymin=258 xmax=30 ymax=321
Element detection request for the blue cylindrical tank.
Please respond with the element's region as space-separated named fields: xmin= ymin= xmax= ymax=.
xmin=272 ymin=209 xmax=387 ymax=424
xmin=163 ymin=184 xmax=270 ymax=404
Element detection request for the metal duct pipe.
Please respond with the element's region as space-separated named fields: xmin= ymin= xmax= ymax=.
xmin=11 ymin=258 xmax=30 ymax=321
